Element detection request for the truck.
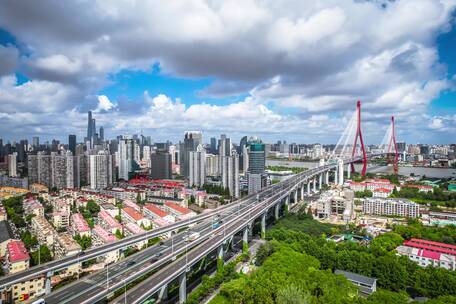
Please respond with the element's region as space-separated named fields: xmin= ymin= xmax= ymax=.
xmin=185 ymin=232 xmax=200 ymax=242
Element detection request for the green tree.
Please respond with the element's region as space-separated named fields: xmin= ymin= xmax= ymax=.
xmin=364 ymin=290 xmax=409 ymax=304
xmin=276 ymin=284 xmax=310 ymax=304
xmin=20 ymin=231 xmax=38 ymax=249
xmin=86 ymin=200 xmax=100 ymax=216
xmin=74 ymin=234 xmax=92 ymax=250
xmin=31 ymin=245 xmax=52 ymax=265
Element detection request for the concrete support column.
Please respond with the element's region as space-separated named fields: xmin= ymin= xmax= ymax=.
xmin=307 ymin=181 xmax=311 ymax=195
xmin=261 ymin=213 xmax=266 ymax=238
xmin=347 ymin=164 xmax=351 ymax=179
xmin=243 ymin=227 xmax=248 ymax=244
xmin=45 ymin=271 xmax=53 ymax=295
xmin=158 ymin=285 xmax=168 ymax=302
xmin=325 ymin=171 xmax=329 ymax=184
xmin=300 ymin=185 xmax=304 ymax=200
xmin=318 ymin=174 xmax=322 ymax=190
xmin=178 ymin=273 xmax=187 ymax=304
xmin=313 ymin=178 xmax=316 ymax=192
xmin=284 ymin=196 xmax=290 ymax=212
xmin=338 ymin=159 xmax=344 ymax=185
xmin=274 ymin=203 xmax=280 ymax=220
xmin=335 ymin=168 xmax=338 ymax=185
xmin=218 ymin=245 xmax=224 ymax=260
xmin=294 ymin=190 xmax=298 ymax=204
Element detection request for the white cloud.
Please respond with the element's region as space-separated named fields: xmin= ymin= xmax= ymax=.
xmin=96 ymin=95 xmax=116 ymax=112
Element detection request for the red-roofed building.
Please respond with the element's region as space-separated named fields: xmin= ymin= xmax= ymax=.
xmin=122 ymin=207 xmax=150 ymax=227
xmin=91 ymin=225 xmax=119 ymax=264
xmin=143 ymin=204 xmax=175 ymax=223
xmin=162 ymin=202 xmax=196 ymax=220
xmin=397 ymin=239 xmax=456 ymax=270
xmin=98 ymin=210 xmax=122 ymax=234
xmin=7 ymin=240 xmax=30 ymax=273
xmin=403 ymin=184 xmax=434 ymax=193
xmin=372 ymin=188 xmax=393 ymax=198
xmin=70 ymin=213 xmax=91 ymax=237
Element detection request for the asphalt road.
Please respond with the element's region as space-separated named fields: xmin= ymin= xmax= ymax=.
xmin=113 ymin=189 xmax=287 ymax=304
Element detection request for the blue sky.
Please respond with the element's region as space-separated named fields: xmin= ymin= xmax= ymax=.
xmin=0 ymin=1 xmax=455 ymax=144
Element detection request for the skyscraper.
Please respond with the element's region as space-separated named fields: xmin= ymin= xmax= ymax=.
xmin=218 ymin=134 xmax=231 ymax=157
xmin=189 ymin=144 xmax=206 ymax=187
xmin=150 ymin=152 xmax=172 ymax=180
xmin=99 ymin=126 xmax=104 ymax=142
xmin=32 ymin=137 xmax=40 ymax=147
xmin=210 ymin=137 xmax=217 ymax=154
xmin=87 ymin=111 xmax=93 ymax=140
xmin=8 ymin=153 xmax=17 ymax=177
xmin=118 ymin=137 xmax=137 ymax=180
xmin=89 ymin=151 xmax=113 ymax=190
xmin=239 ymin=136 xmax=248 ymax=172
xmin=180 ymin=131 xmax=203 ymax=178
xmin=247 ymin=137 xmax=266 ymax=194
xmin=68 ymin=135 xmax=76 ymax=155
xmin=221 ymin=150 xmax=240 ymax=198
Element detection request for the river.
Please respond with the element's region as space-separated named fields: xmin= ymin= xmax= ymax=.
xmin=266 ymin=159 xmax=456 ymax=178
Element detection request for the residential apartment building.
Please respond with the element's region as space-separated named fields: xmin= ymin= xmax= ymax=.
xmin=91 ymin=225 xmax=119 ymax=264
xmin=70 ymin=213 xmax=91 ymax=238
xmin=31 ymin=215 xmax=56 ymax=248
xmin=362 ymin=198 xmax=420 ymax=218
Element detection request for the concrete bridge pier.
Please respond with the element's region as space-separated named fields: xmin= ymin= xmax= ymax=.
xmin=294 ymin=190 xmax=298 ymax=204
xmin=307 ymin=181 xmax=311 ymax=195
xmin=158 ymin=285 xmax=168 ymax=302
xmin=284 ymin=196 xmax=290 ymax=212
xmin=274 ymin=203 xmax=280 ymax=220
xmin=261 ymin=213 xmax=266 ymax=238
xmin=347 ymin=164 xmax=351 ymax=179
xmin=45 ymin=271 xmax=54 ymax=295
xmin=318 ymin=174 xmax=322 ymax=190
xmin=178 ymin=273 xmax=186 ymax=304
xmin=325 ymin=171 xmax=329 ymax=184
xmin=338 ymin=159 xmax=344 ymax=185
xmin=335 ymin=168 xmax=338 ymax=185
xmin=300 ymin=185 xmax=304 ymax=200
xmin=313 ymin=178 xmax=316 ymax=192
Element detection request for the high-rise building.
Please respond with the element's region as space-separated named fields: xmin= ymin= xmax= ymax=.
xmin=8 ymin=153 xmax=17 ymax=177
xmin=239 ymin=136 xmax=248 ymax=172
xmin=397 ymin=142 xmax=406 ymax=153
xmin=189 ymin=144 xmax=206 ymax=187
xmin=221 ymin=151 xmax=240 ymax=198
xmin=74 ymin=155 xmax=89 ymax=188
xmin=87 ymin=111 xmax=93 ymax=140
xmin=99 ymin=126 xmax=104 ymax=142
xmin=180 ymin=131 xmax=202 ymax=178
xmin=118 ymin=137 xmax=137 ymax=180
xmin=150 ymin=152 xmax=172 ymax=180
xmin=218 ymin=134 xmax=231 ymax=157
xmin=89 ymin=151 xmax=113 ymax=190
xmin=247 ymin=137 xmax=266 ymax=194
xmin=205 ymin=154 xmax=219 ymax=176
xmin=51 ymin=152 xmax=67 ymax=190
xmin=65 ymin=151 xmax=74 ymax=189
xmin=210 ymin=137 xmax=217 ymax=154
xmin=37 ymin=152 xmax=52 ymax=188
xmin=68 ymin=135 xmax=76 ymax=155
xmin=27 ymin=154 xmax=38 ymax=184
xmin=32 ymin=137 xmax=40 ymax=147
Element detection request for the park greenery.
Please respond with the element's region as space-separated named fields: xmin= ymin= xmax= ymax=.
xmin=355 ymin=189 xmax=373 ymax=198
xmin=392 ymin=218 xmax=456 ymax=245
xmin=202 ymin=184 xmax=231 ymax=197
xmin=3 ymin=195 xmax=26 ymax=228
xmin=266 ymin=165 xmax=306 ymax=174
xmin=212 ymin=210 xmax=456 ymax=303
xmin=390 ymin=186 xmax=456 ymax=208
xmin=73 ymin=234 xmax=92 ymax=250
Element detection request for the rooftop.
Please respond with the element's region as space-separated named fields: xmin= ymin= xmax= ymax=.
xmin=123 ymin=207 xmax=145 ymax=221
xmin=144 ymin=204 xmax=169 ymax=218
xmin=164 ymin=201 xmax=192 ymax=215
xmin=7 ymin=240 xmax=30 ymax=263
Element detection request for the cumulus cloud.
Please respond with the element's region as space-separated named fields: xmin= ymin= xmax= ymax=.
xmin=0 ymin=0 xmax=455 ymax=142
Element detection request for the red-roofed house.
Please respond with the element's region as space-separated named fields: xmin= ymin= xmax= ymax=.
xmin=98 ymin=210 xmax=122 ymax=234
xmin=372 ymin=188 xmax=393 ymax=198
xmin=70 ymin=213 xmax=91 ymax=237
xmin=7 ymin=240 xmax=30 ymax=273
xmin=397 ymin=242 xmax=456 ymax=271
xmin=403 ymin=184 xmax=434 ymax=193
xmin=122 ymin=207 xmax=150 ymax=228
xmin=162 ymin=202 xmax=196 ymax=220
xmin=91 ymin=225 xmax=119 ymax=264
xmin=143 ymin=204 xmax=175 ymax=223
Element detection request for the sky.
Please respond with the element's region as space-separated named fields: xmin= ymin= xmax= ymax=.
xmin=0 ymin=0 xmax=455 ymax=145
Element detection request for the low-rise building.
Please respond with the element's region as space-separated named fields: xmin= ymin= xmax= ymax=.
xmin=335 ymin=269 xmax=377 ymax=296
xmin=122 ymin=207 xmax=150 ymax=228
xmin=91 ymin=225 xmax=119 ymax=264
xmin=31 ymin=215 xmax=56 ymax=248
xmin=372 ymin=188 xmax=393 ymax=198
xmin=124 ymin=222 xmax=147 ymax=249
xmin=397 ymin=239 xmax=456 ymax=271
xmin=70 ymin=213 xmax=91 ymax=238
xmin=402 ymin=184 xmax=433 ymax=193
xmin=143 ymin=204 xmax=175 ymax=224
xmin=162 ymin=202 xmax=196 ymax=221
xmin=97 ymin=210 xmax=122 ymax=234
xmin=55 ymin=233 xmax=81 ymax=259
xmin=362 ymin=198 xmax=420 ymax=218
xmin=52 ymin=212 xmax=70 ymax=230
xmin=23 ymin=198 xmax=45 ymax=217
xmin=7 ymin=240 xmax=29 ymax=274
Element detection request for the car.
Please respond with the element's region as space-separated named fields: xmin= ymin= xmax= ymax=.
xmin=126 ymin=260 xmax=136 ymax=267
xmin=150 ymin=257 xmax=158 ymax=264
xmin=159 ymin=241 xmax=164 ymax=246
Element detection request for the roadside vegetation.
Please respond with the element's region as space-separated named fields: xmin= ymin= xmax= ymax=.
xmin=266 ymin=166 xmax=306 ymax=174
xmin=211 ymin=209 xmax=456 ymax=304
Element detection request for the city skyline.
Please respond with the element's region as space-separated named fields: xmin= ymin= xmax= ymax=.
xmin=0 ymin=1 xmax=455 ymax=144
